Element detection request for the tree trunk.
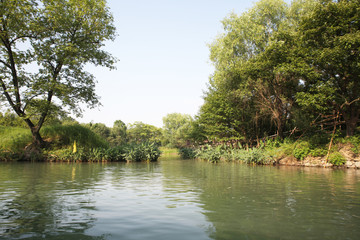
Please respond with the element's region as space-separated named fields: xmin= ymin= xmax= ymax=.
xmin=275 ymin=116 xmax=285 ymax=139
xmin=23 ymin=118 xmax=46 ymax=148
xmin=342 ymin=105 xmax=359 ymax=137
xmin=31 ymin=127 xmax=45 ymax=148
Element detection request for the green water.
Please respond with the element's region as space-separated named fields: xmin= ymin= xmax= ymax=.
xmin=0 ymin=158 xmax=359 ymax=240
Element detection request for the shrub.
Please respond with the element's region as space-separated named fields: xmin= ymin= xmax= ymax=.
xmin=293 ymin=141 xmax=311 ymax=160
xmin=241 ymin=148 xmax=272 ymax=165
xmin=309 ymin=148 xmax=328 ymax=157
xmin=178 ymin=148 xmax=196 ymax=159
xmin=196 ymin=145 xmax=222 ymax=163
xmin=345 ymin=136 xmax=360 ymax=154
xmin=123 ymin=142 xmax=161 ymax=162
xmin=328 ymin=152 xmax=346 ymax=166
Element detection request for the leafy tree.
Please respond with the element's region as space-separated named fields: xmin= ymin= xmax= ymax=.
xmin=85 ymin=122 xmax=111 ymax=141
xmin=0 ymin=0 xmax=116 ymax=147
xmin=200 ymin=0 xmax=318 ymax=142
xmin=127 ymin=122 xmax=162 ymax=145
xmin=298 ymin=0 xmax=360 ymax=136
xmin=162 ymin=113 xmax=194 ymax=147
xmin=109 ymin=120 xmax=127 ymax=146
xmin=204 ymin=0 xmax=294 ymax=140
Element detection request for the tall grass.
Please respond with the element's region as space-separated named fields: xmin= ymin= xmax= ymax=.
xmin=41 ymin=124 xmax=108 ymax=149
xmin=195 ymin=144 xmax=274 ymax=164
xmin=0 ymin=126 xmax=32 ymax=152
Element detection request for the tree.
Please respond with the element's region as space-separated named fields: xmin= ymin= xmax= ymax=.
xmin=85 ymin=122 xmax=111 ymax=141
xmin=298 ymin=0 xmax=360 ymax=136
xmin=109 ymin=120 xmax=127 ymax=146
xmin=0 ymin=0 xmax=116 ymax=147
xmin=162 ymin=113 xmax=194 ymax=147
xmin=127 ymin=122 xmax=162 ymax=145
xmin=201 ymin=0 xmax=318 ymax=142
xmin=205 ymin=0 xmax=294 ymax=140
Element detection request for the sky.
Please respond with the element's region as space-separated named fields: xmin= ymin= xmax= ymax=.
xmin=76 ymin=0 xmax=256 ymax=128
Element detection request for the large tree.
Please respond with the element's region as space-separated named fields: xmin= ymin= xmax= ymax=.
xmin=0 ymin=0 xmax=116 ymax=147
xmin=162 ymin=113 xmax=194 ymax=147
xmin=298 ymin=0 xmax=360 ymax=136
xmin=204 ymin=0 xmax=294 ymax=139
xmin=200 ymin=0 xmax=318 ymax=141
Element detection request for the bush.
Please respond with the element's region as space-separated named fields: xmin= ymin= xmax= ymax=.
xmin=293 ymin=141 xmax=311 ymax=160
xmin=196 ymin=145 xmax=222 ymax=163
xmin=348 ymin=136 xmax=360 ymax=154
xmin=195 ymin=145 xmax=272 ymax=164
xmin=123 ymin=142 xmax=161 ymax=162
xmin=309 ymin=148 xmax=328 ymax=157
xmin=328 ymin=152 xmax=346 ymax=166
xmin=241 ymin=148 xmax=272 ymax=165
xmin=178 ymin=148 xmax=196 ymax=159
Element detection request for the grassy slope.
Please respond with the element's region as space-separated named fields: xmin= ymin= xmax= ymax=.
xmin=0 ymin=124 xmax=108 ymax=153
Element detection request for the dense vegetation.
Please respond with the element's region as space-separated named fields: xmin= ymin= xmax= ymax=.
xmin=0 ymin=0 xmax=359 ymax=165
xmin=0 ymin=113 xmax=161 ymax=162
xmin=196 ymin=0 xmax=359 ymax=145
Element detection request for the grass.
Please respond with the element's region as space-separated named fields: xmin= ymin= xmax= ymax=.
xmin=41 ymin=124 xmax=109 ymax=149
xmin=0 ymin=126 xmax=32 ymax=152
xmin=159 ymin=147 xmax=178 ymax=156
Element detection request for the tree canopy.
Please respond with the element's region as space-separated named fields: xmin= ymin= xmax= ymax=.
xmin=0 ymin=0 xmax=116 ymax=147
xmin=197 ymin=0 xmax=360 ymax=145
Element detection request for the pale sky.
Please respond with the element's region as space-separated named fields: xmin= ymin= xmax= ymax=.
xmin=76 ymin=0 xmax=256 ymax=127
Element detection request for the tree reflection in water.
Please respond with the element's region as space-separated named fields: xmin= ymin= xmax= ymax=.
xmin=0 ymin=163 xmax=107 ymax=240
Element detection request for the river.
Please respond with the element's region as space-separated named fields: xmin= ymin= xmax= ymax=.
xmin=0 ymin=157 xmax=359 ymax=240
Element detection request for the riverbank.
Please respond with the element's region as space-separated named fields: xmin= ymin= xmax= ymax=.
xmin=191 ymin=137 xmax=360 ymax=169
xmin=276 ymin=144 xmax=360 ymax=169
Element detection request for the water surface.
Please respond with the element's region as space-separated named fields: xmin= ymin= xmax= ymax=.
xmin=0 ymin=158 xmax=359 ymax=239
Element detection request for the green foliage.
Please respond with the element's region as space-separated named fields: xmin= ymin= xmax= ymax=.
xmin=0 ymin=126 xmax=32 ymax=152
xmin=0 ymin=111 xmax=27 ymax=127
xmin=45 ymin=143 xmax=160 ymax=162
xmin=162 ymin=113 xmax=194 ymax=147
xmin=109 ymin=120 xmax=127 ymax=146
xmin=335 ymin=135 xmax=360 ymax=154
xmin=293 ymin=141 xmax=311 ymax=160
xmin=241 ymin=148 xmax=271 ymax=165
xmin=84 ymin=123 xmax=111 ymax=141
xmin=328 ymin=152 xmax=346 ymax=166
xmin=0 ymin=0 xmax=116 ymax=145
xmin=299 ymin=0 xmax=360 ymax=136
xmin=123 ymin=142 xmax=161 ymax=162
xmin=196 ymin=145 xmax=223 ymax=163
xmin=178 ymin=148 xmax=197 ymax=159
xmin=41 ymin=124 xmax=108 ymax=149
xmin=127 ymin=122 xmax=162 ymax=145
xmin=195 ymin=144 xmax=272 ymax=164
xmin=309 ymin=148 xmax=328 ymax=157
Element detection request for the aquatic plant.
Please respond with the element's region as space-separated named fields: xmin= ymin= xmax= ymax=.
xmin=178 ymin=148 xmax=196 ymax=159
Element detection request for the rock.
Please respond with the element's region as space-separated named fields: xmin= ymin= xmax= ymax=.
xmin=345 ymin=161 xmax=354 ymax=168
xmin=355 ymin=162 xmax=360 ymax=169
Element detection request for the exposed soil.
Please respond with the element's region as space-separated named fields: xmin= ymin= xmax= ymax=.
xmin=276 ymin=144 xmax=360 ymax=169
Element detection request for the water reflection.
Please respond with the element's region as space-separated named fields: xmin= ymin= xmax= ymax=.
xmin=0 ymin=163 xmax=107 ymax=240
xmin=0 ymin=160 xmax=359 ymax=240
xmin=162 ymin=161 xmax=360 ymax=240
